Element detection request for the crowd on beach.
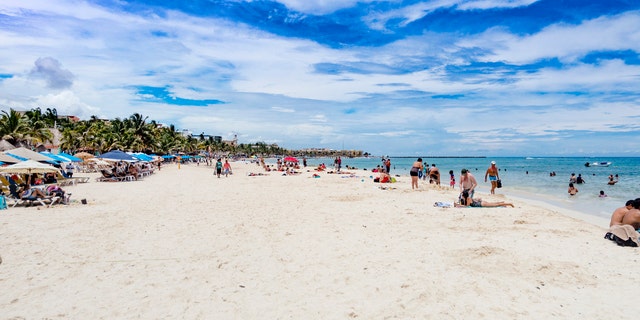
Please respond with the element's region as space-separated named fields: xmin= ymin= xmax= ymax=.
xmin=1 ymin=155 xmax=160 ymax=208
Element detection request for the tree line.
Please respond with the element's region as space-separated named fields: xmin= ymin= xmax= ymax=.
xmin=0 ymin=107 xmax=365 ymax=157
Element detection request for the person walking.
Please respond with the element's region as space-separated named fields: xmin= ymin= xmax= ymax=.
xmin=484 ymin=161 xmax=500 ymax=194
xmin=223 ymin=160 xmax=232 ymax=177
xmin=215 ymin=158 xmax=223 ymax=178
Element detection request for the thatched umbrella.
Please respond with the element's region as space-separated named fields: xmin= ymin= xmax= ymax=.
xmin=74 ymin=152 xmax=95 ymax=161
xmin=0 ymin=140 xmax=16 ymax=152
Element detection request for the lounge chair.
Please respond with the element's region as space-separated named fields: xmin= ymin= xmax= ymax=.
xmin=7 ymin=185 xmax=57 ymax=207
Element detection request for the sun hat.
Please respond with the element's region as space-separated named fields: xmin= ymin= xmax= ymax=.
xmin=491 ymin=161 xmax=496 ymax=164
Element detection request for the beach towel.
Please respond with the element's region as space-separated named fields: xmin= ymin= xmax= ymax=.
xmin=433 ymin=202 xmax=452 ymax=208
xmin=604 ymin=225 xmax=640 ymax=247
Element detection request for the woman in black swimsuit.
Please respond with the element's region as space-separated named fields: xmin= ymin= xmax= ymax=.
xmin=410 ymin=158 xmax=423 ymax=190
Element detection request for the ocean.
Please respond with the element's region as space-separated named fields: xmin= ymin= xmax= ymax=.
xmin=300 ymin=156 xmax=640 ymax=222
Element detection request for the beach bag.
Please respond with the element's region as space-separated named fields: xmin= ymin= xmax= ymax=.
xmin=605 ymin=225 xmax=640 ymax=247
xmin=604 ymin=232 xmax=638 ymax=247
xmin=0 ymin=195 xmax=6 ymax=210
xmin=497 ymin=179 xmax=502 ymax=188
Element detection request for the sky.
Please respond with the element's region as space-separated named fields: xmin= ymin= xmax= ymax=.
xmin=1 ymin=0 xmax=639 ymax=156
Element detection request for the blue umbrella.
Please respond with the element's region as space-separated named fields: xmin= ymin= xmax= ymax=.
xmin=6 ymin=153 xmax=28 ymax=161
xmin=130 ymin=153 xmax=154 ymax=162
xmin=40 ymin=151 xmax=67 ymax=163
xmin=98 ymin=150 xmax=138 ymax=162
xmin=58 ymin=152 xmax=82 ymax=162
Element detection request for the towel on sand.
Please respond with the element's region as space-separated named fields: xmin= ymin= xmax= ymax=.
xmin=604 ymin=225 xmax=640 ymax=247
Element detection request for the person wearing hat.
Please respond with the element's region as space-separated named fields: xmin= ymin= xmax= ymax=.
xmin=459 ymin=168 xmax=478 ymax=199
xmin=484 ymin=161 xmax=500 ymax=194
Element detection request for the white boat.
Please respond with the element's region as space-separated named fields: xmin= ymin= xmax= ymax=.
xmin=585 ymin=161 xmax=611 ymax=167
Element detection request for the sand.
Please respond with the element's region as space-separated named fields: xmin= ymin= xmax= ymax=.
xmin=0 ymin=161 xmax=638 ymax=319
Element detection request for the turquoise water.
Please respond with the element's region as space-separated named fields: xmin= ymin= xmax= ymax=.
xmin=302 ymin=156 xmax=640 ymax=222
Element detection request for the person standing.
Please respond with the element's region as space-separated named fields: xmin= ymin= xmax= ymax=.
xmin=409 ymin=158 xmax=423 ymax=190
xmin=385 ymin=158 xmax=391 ymax=174
xmin=484 ymin=161 xmax=500 ymax=194
xmin=460 ymin=169 xmax=478 ymax=198
xmin=215 ymin=158 xmax=223 ymax=178
xmin=429 ymin=164 xmax=440 ymax=185
xmin=449 ymin=170 xmax=455 ymax=189
xmin=65 ymin=162 xmax=75 ymax=178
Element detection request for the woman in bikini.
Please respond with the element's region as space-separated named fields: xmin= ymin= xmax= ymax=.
xmin=409 ymin=158 xmax=423 ymax=190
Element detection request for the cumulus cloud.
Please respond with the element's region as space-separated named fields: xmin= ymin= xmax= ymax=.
xmin=30 ymin=57 xmax=75 ymax=89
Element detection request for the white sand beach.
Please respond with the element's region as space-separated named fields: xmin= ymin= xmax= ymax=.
xmin=0 ymin=161 xmax=638 ymax=319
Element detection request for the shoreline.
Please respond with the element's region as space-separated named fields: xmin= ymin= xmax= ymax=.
xmin=0 ymin=161 xmax=636 ymax=318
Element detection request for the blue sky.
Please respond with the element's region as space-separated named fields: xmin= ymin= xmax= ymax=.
xmin=1 ymin=0 xmax=639 ymax=156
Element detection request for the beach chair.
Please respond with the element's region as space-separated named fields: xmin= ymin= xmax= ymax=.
xmin=55 ymin=171 xmax=77 ymax=186
xmin=0 ymin=175 xmax=12 ymax=194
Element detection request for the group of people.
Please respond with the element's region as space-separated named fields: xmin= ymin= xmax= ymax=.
xmin=456 ymin=165 xmax=513 ymax=207
xmin=407 ymin=158 xmax=512 ymax=207
xmin=215 ymin=159 xmax=233 ymax=178
xmin=409 ymin=159 xmax=449 ymax=189
xmin=567 ymin=172 xmax=620 ymax=197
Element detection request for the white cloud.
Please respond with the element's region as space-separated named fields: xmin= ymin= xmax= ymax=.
xmin=272 ymin=0 xmax=380 ymax=15
xmin=463 ymin=11 xmax=640 ymax=64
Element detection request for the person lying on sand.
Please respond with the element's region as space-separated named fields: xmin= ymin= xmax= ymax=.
xmin=456 ymin=190 xmax=514 ymax=208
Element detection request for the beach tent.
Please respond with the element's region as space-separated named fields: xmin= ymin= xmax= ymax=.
xmin=0 ymin=159 xmax=59 ymax=174
xmin=98 ymin=150 xmax=138 ymax=162
xmin=4 ymin=147 xmax=56 ymax=162
xmin=284 ymin=156 xmax=298 ymax=163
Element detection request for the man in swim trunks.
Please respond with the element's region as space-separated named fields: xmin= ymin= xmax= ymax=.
xmin=484 ymin=161 xmax=500 ymax=194
xmin=459 ymin=168 xmax=477 ymax=199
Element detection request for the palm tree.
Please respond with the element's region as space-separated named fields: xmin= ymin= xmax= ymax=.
xmin=0 ymin=109 xmax=30 ymax=146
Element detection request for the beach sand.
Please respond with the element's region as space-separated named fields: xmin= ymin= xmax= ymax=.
xmin=0 ymin=161 xmax=637 ymax=319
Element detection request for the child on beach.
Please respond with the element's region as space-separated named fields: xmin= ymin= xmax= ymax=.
xmin=449 ymin=170 xmax=455 ymax=189
xmin=223 ymin=160 xmax=232 ymax=177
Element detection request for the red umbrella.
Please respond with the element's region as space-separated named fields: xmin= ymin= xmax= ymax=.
xmin=283 ymin=156 xmax=298 ymax=162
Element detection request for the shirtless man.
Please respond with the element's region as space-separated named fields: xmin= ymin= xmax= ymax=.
xmin=430 ymin=163 xmax=440 ymax=185
xmin=621 ymin=198 xmax=640 ymax=230
xmin=459 ymin=168 xmax=478 ymax=199
xmin=484 ymin=161 xmax=500 ymax=194
xmin=610 ymin=200 xmax=634 ymax=227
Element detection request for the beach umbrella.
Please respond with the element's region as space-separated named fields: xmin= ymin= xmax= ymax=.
xmin=0 ymin=153 xmax=21 ymax=164
xmin=4 ymin=147 xmax=55 ymax=162
xmin=98 ymin=150 xmax=138 ymax=162
xmin=40 ymin=151 xmax=67 ymax=163
xmin=58 ymin=152 xmax=82 ymax=162
xmin=129 ymin=152 xmax=154 ymax=162
xmin=74 ymin=152 xmax=95 ymax=161
xmin=0 ymin=140 xmax=16 ymax=151
xmin=86 ymin=158 xmax=112 ymax=166
xmin=0 ymin=160 xmax=59 ymax=174
xmin=283 ymin=156 xmax=298 ymax=163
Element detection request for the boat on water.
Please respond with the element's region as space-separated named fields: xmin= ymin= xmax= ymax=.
xmin=584 ymin=161 xmax=611 ymax=167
